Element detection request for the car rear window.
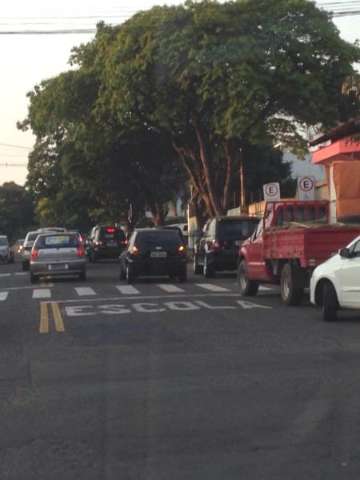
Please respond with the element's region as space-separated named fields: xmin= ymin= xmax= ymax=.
xmin=25 ymin=233 xmax=39 ymax=244
xmin=0 ymin=238 xmax=8 ymax=246
xmin=136 ymin=231 xmax=182 ymax=248
xmin=218 ymin=220 xmax=258 ymax=240
xmin=99 ymin=227 xmax=125 ymax=241
xmin=36 ymin=235 xmax=79 ymax=249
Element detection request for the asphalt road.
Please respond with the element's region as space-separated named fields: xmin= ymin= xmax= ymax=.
xmin=1 ymin=259 xmax=360 ymax=479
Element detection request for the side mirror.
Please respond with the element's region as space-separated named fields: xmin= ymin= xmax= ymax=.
xmin=339 ymin=247 xmax=352 ymax=259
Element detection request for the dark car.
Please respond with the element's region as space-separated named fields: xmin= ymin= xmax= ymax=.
xmin=87 ymin=225 xmax=127 ymax=262
xmin=119 ymin=228 xmax=187 ymax=283
xmin=193 ymin=216 xmax=259 ymax=277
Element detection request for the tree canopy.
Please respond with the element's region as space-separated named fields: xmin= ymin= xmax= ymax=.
xmin=20 ymin=0 xmax=360 ymax=223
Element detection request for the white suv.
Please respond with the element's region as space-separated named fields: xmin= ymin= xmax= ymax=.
xmin=0 ymin=235 xmax=13 ymax=264
xmin=310 ymin=235 xmax=360 ymax=321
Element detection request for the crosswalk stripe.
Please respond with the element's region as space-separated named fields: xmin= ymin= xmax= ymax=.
xmin=195 ymin=283 xmax=230 ymax=293
xmin=0 ymin=273 xmax=11 ymax=278
xmin=33 ymin=289 xmax=51 ymax=299
xmin=75 ymin=287 xmax=96 ymax=297
xmin=157 ymin=284 xmax=185 ymax=293
xmin=116 ymin=285 xmax=140 ymax=295
xmin=0 ymin=292 xmax=8 ymax=301
xmin=14 ymin=272 xmax=27 ymax=276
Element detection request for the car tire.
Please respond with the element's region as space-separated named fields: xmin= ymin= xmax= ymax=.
xmin=193 ymin=254 xmax=203 ymax=275
xmin=126 ymin=264 xmax=135 ymax=284
xmin=203 ymin=256 xmax=215 ymax=278
xmin=237 ymin=260 xmax=259 ymax=296
xmin=79 ymin=270 xmax=87 ymax=281
xmin=322 ymin=282 xmax=338 ymax=322
xmin=30 ymin=272 xmax=38 ymax=284
xmin=22 ymin=261 xmax=29 ymax=272
xmin=280 ymin=263 xmax=304 ymax=306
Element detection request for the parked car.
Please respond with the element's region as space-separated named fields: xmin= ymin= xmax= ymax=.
xmin=119 ymin=228 xmax=187 ymax=283
xmin=29 ymin=231 xmax=86 ymax=283
xmin=310 ymin=235 xmax=360 ymax=321
xmin=238 ymin=200 xmax=360 ymax=305
xmin=87 ymin=225 xmax=127 ymax=262
xmin=193 ymin=216 xmax=259 ymax=277
xmin=0 ymin=235 xmax=14 ymax=264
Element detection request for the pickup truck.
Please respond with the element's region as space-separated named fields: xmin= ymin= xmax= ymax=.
xmin=238 ymin=200 xmax=360 ymax=305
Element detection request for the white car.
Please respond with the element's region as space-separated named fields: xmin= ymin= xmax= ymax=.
xmin=310 ymin=235 xmax=360 ymax=321
xmin=0 ymin=235 xmax=13 ymax=264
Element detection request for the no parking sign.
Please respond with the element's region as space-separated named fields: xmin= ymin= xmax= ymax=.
xmin=297 ymin=176 xmax=316 ymax=201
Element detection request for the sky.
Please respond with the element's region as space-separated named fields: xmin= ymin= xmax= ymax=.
xmin=0 ymin=0 xmax=359 ymax=186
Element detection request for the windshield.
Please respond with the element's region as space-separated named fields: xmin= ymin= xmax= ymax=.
xmin=218 ymin=220 xmax=258 ymax=241
xmin=35 ymin=234 xmax=79 ymax=249
xmin=136 ymin=231 xmax=182 ymax=248
xmin=276 ymin=205 xmax=328 ymax=225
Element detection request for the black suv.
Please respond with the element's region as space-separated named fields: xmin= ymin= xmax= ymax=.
xmin=193 ymin=216 xmax=259 ymax=277
xmin=87 ymin=225 xmax=127 ymax=262
xmin=119 ymin=228 xmax=187 ymax=283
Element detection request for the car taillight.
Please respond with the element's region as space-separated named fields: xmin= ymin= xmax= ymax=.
xmin=77 ymin=245 xmax=85 ymax=257
xmin=209 ymin=240 xmax=221 ymax=251
xmin=31 ymin=249 xmax=39 ymax=260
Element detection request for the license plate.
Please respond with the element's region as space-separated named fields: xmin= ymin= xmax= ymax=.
xmin=107 ymin=241 xmax=117 ymax=247
xmin=48 ymin=264 xmax=68 ymax=271
xmin=150 ymin=251 xmax=167 ymax=258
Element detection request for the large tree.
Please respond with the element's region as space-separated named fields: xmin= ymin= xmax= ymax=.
xmin=99 ymin=0 xmax=360 ymax=215
xmin=19 ymin=24 xmax=186 ymax=227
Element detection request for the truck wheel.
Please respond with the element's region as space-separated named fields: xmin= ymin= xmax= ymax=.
xmin=322 ymin=282 xmax=338 ymax=322
xmin=280 ymin=263 xmax=304 ymax=306
xmin=237 ymin=260 xmax=259 ymax=296
xmin=193 ymin=254 xmax=203 ymax=275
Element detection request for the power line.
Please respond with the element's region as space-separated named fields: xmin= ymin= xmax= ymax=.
xmin=0 ymin=143 xmax=32 ymax=150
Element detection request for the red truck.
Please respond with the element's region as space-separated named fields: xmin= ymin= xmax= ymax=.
xmin=238 ymin=200 xmax=360 ymax=305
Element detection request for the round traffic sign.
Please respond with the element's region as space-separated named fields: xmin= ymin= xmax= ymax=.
xmin=299 ymin=176 xmax=315 ymax=192
xmin=264 ymin=183 xmax=280 ymax=197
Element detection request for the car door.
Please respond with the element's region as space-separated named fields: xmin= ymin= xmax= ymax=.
xmin=337 ymin=239 xmax=360 ymax=308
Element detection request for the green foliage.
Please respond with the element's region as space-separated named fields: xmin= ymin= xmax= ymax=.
xmin=0 ymin=183 xmax=35 ymax=241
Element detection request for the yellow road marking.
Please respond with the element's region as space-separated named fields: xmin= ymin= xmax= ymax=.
xmin=51 ymin=303 xmax=65 ymax=333
xmin=39 ymin=302 xmax=49 ymax=334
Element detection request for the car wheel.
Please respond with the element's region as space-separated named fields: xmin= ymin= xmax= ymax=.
xmin=193 ymin=254 xmax=203 ymax=275
xmin=22 ymin=261 xmax=29 ymax=272
xmin=322 ymin=282 xmax=338 ymax=322
xmin=237 ymin=260 xmax=259 ymax=296
xmin=79 ymin=270 xmax=87 ymax=281
xmin=203 ymin=256 xmax=215 ymax=278
xmin=280 ymin=263 xmax=304 ymax=306
xmin=30 ymin=272 xmax=38 ymax=284
xmin=126 ymin=264 xmax=134 ymax=284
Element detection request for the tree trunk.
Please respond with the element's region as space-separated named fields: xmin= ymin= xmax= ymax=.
xmin=193 ymin=119 xmax=223 ymax=216
xmin=223 ymin=141 xmax=233 ymax=212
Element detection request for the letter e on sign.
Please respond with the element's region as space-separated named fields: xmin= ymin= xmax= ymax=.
xmin=263 ymin=182 xmax=280 ymax=202
xmin=297 ymin=176 xmax=315 ymax=201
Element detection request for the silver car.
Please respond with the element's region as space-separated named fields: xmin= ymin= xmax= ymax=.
xmin=29 ymin=232 xmax=87 ymax=283
xmin=0 ymin=235 xmax=13 ymax=264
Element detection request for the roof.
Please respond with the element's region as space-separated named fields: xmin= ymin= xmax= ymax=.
xmin=309 ymin=118 xmax=360 ymax=147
